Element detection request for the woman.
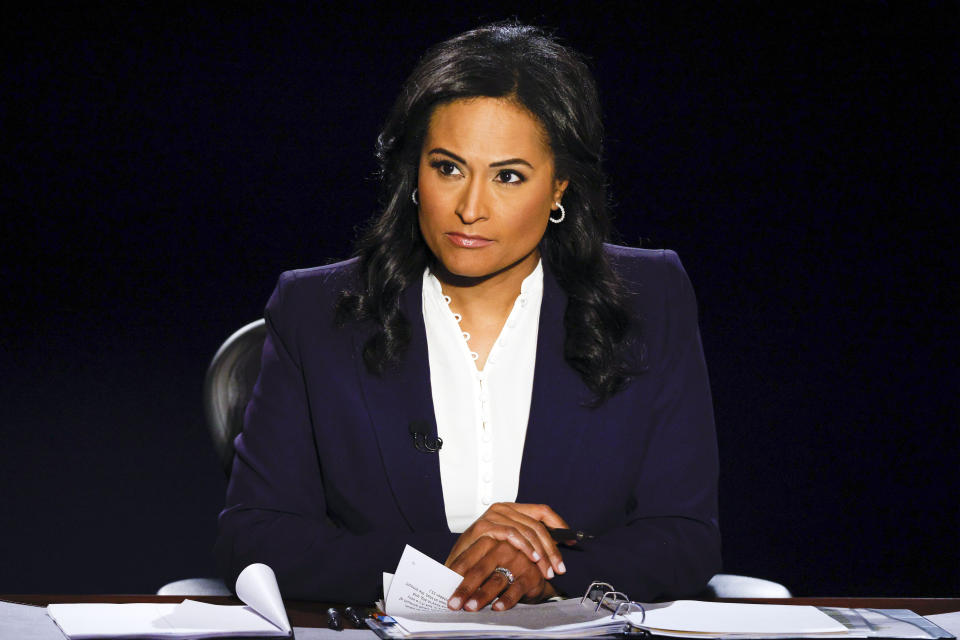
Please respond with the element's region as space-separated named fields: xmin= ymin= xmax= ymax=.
xmin=215 ymin=23 xmax=720 ymax=610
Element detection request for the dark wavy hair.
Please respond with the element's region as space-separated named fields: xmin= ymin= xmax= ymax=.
xmin=337 ymin=23 xmax=637 ymax=404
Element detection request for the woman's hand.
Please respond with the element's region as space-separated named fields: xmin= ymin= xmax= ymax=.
xmin=446 ymin=503 xmax=570 ymax=585
xmin=446 ymin=536 xmax=559 ymax=611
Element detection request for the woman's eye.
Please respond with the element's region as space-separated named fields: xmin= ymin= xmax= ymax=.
xmin=495 ymin=169 xmax=524 ymax=184
xmin=431 ymin=160 xmax=462 ymax=177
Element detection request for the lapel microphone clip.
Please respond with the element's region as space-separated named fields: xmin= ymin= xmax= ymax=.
xmin=409 ymin=420 xmax=443 ymax=453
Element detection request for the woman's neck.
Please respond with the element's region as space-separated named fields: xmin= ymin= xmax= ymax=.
xmin=432 ymin=250 xmax=540 ymax=370
xmin=433 ymin=249 xmax=539 ymax=320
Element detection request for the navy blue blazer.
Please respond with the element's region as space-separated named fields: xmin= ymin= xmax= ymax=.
xmin=215 ymin=245 xmax=720 ymax=604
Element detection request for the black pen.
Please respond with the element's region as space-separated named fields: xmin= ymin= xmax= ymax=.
xmin=344 ymin=606 xmax=365 ymax=628
xmin=549 ymin=528 xmax=595 ymax=543
xmin=326 ymin=607 xmax=343 ymax=631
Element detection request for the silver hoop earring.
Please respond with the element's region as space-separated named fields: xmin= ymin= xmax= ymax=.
xmin=411 ymin=188 xmax=419 ymax=206
xmin=549 ymin=202 xmax=565 ymax=224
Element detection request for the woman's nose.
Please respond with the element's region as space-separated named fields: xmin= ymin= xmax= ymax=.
xmin=456 ymin=177 xmax=487 ymax=224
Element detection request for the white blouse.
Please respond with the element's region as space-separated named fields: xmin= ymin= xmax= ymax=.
xmin=421 ymin=262 xmax=543 ymax=533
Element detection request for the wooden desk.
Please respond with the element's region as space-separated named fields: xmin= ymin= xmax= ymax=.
xmin=4 ymin=595 xmax=960 ymax=629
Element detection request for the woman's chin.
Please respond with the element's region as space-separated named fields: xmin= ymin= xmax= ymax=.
xmin=435 ymin=253 xmax=498 ymax=279
xmin=439 ymin=264 xmax=499 ymax=283
xmin=434 ymin=248 xmax=539 ymax=284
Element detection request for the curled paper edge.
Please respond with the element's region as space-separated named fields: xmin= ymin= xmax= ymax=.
xmin=236 ymin=563 xmax=291 ymax=633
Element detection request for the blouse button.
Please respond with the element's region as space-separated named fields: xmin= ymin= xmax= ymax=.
xmin=481 ymin=431 xmax=491 ymax=443
xmin=483 ymin=471 xmax=492 ymax=482
xmin=482 ymin=494 xmax=492 ymax=505
xmin=482 ymin=451 xmax=492 ymax=463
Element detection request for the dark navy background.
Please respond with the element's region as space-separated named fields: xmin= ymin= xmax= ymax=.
xmin=3 ymin=3 xmax=957 ymax=596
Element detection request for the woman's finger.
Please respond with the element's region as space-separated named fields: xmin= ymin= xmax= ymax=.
xmin=490 ymin=564 xmax=542 ymax=611
xmin=477 ymin=510 xmax=555 ymax=578
xmin=446 ymin=520 xmax=548 ymax=578
xmin=489 ymin=503 xmax=567 ymax=575
xmin=447 ymin=539 xmax=547 ymax=611
xmin=457 ymin=544 xmax=542 ymax=611
xmin=447 ymin=537 xmax=502 ymax=609
xmin=509 ymin=503 xmax=571 ymax=530
xmin=464 ymin=568 xmax=514 ymax=611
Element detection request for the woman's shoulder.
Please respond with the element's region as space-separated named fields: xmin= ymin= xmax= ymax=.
xmin=265 ymin=257 xmax=361 ymax=323
xmin=602 ymin=243 xmax=699 ymax=341
xmin=273 ymin=257 xmax=360 ymax=297
xmin=602 ymin=243 xmax=688 ymax=287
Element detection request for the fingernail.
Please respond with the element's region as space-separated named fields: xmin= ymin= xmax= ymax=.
xmin=448 ymin=597 xmax=461 ymax=609
xmin=547 ymin=567 xmax=555 ymax=579
xmin=493 ymin=601 xmax=505 ymax=610
xmin=532 ymin=551 xmax=541 ymax=562
xmin=466 ymin=599 xmax=478 ymax=611
xmin=558 ymin=562 xmax=566 ymax=574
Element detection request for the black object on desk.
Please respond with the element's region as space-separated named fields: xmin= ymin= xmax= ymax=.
xmin=326 ymin=607 xmax=343 ymax=631
xmin=344 ymin=606 xmax=365 ymax=628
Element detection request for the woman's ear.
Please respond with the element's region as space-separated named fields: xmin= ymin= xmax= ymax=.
xmin=553 ymin=179 xmax=570 ymax=203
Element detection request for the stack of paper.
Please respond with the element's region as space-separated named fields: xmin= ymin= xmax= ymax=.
xmin=371 ymin=545 xmax=951 ymax=640
xmin=629 ymin=601 xmax=849 ymax=638
xmin=47 ymin=564 xmax=291 ymax=639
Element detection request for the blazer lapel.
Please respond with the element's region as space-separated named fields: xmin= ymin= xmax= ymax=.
xmin=354 ymin=264 xmax=594 ymax=525
xmin=354 ymin=277 xmax=449 ymax=532
xmin=517 ymin=265 xmax=598 ymax=503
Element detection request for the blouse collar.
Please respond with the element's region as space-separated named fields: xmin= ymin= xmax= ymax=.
xmin=423 ymin=259 xmax=544 ymax=301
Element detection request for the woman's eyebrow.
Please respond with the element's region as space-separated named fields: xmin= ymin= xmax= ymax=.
xmin=428 ymin=147 xmax=468 ymax=165
xmin=428 ymin=147 xmax=534 ymax=170
xmin=490 ymin=157 xmax=534 ymax=169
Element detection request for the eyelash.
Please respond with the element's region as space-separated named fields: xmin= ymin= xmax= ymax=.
xmin=428 ymin=160 xmax=526 ymax=184
xmin=495 ymin=169 xmax=525 ymax=184
xmin=430 ymin=160 xmax=461 ymax=177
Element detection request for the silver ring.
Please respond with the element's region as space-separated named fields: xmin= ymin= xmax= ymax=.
xmin=493 ymin=566 xmax=515 ymax=585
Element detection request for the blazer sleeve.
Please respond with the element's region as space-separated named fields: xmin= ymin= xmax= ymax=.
xmin=214 ymin=271 xmax=458 ymax=603
xmin=550 ymin=250 xmax=721 ymax=601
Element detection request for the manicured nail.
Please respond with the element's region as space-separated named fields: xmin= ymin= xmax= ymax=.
xmin=493 ymin=601 xmax=505 ymax=610
xmin=547 ymin=567 xmax=555 ymax=579
xmin=448 ymin=597 xmax=461 ymax=609
xmin=532 ymin=551 xmax=541 ymax=562
xmin=466 ymin=599 xmax=478 ymax=611
xmin=558 ymin=562 xmax=566 ymax=574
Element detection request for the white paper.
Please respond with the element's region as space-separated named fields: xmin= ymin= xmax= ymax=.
xmin=628 ymin=600 xmax=847 ymax=634
xmin=385 ymin=545 xmax=464 ymax=616
xmin=48 ymin=603 xmax=177 ymax=639
xmin=389 ymin=598 xmax=850 ymax=639
xmin=391 ymin=597 xmax=619 ymax=636
xmin=927 ymin=611 xmax=960 ymax=637
xmin=383 ymin=572 xmax=394 ymax=602
xmin=376 ymin=546 xmax=860 ymax=639
xmin=235 ymin=563 xmax=291 ymax=633
xmin=380 ymin=547 xmax=626 ymax=638
xmin=159 ymin=601 xmax=288 ymax=635
xmin=46 ymin=563 xmax=291 ymax=639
